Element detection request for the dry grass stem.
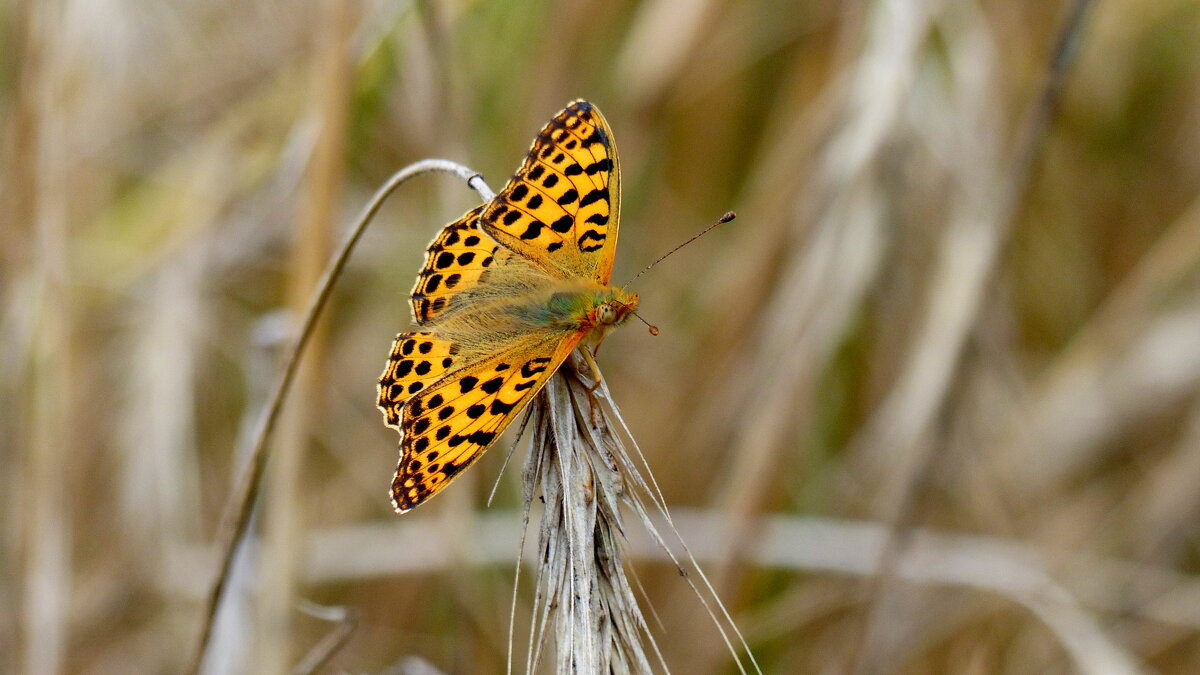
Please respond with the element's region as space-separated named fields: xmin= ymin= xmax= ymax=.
xmin=290 ymin=601 xmax=360 ymax=675
xmin=293 ymin=511 xmax=1200 ymax=634
xmin=519 ymin=355 xmax=757 ymax=674
xmin=187 ymin=159 xmax=489 ymax=674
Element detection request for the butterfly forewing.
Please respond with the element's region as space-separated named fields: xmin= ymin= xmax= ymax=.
xmin=410 ymin=206 xmax=512 ymax=324
xmin=479 ymin=100 xmax=621 ymax=285
xmin=390 ymin=332 xmax=585 ymax=512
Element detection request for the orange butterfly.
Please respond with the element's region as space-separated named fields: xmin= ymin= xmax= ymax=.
xmin=378 ymin=101 xmax=637 ymax=512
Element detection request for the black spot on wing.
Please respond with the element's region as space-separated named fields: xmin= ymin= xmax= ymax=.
xmin=480 ymin=377 xmax=503 ymax=394
xmin=469 ymin=431 xmax=496 ymax=446
xmin=585 ymin=159 xmax=613 ymax=175
xmin=550 ymin=215 xmax=573 ymax=233
xmin=578 ymin=229 xmax=606 ymax=252
xmin=579 ymin=187 xmax=608 ymax=208
xmin=451 ymin=430 xmax=496 ymax=447
xmin=521 ymin=357 xmax=552 ymax=377
xmin=519 ymin=220 xmax=544 ymax=240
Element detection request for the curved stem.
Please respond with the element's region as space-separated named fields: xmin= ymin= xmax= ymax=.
xmin=185 ymin=159 xmax=494 ymax=675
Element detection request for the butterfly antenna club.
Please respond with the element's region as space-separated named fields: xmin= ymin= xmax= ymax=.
xmin=633 ymin=310 xmax=660 ymax=335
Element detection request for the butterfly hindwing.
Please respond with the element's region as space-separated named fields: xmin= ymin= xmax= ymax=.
xmin=390 ymin=331 xmax=585 ymax=512
xmin=479 ymin=100 xmax=621 ymax=285
xmin=377 ymin=332 xmax=459 ymax=428
xmin=410 ymin=206 xmax=512 ymax=324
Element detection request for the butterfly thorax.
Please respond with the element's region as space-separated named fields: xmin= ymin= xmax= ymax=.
xmin=547 ymin=284 xmax=639 ymax=347
xmin=425 ymin=275 xmax=633 ymax=355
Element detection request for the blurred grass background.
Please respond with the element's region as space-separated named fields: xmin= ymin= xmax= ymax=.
xmin=4 ymin=0 xmax=1200 ymax=672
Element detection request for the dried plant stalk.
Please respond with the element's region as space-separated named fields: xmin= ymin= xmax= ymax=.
xmin=187 ymin=160 xmax=490 ymax=674
xmin=519 ymin=353 xmax=758 ymax=674
xmin=523 ymin=360 xmax=656 ymax=674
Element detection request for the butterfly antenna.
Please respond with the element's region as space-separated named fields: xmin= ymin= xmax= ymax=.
xmin=623 ymin=211 xmax=736 ymax=288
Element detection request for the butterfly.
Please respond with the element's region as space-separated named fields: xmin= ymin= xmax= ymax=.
xmin=377 ymin=100 xmax=638 ymax=513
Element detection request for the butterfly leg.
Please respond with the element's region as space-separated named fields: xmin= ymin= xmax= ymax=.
xmin=580 ymin=347 xmax=605 ymax=392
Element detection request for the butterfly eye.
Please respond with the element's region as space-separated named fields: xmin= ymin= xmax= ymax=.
xmin=597 ymin=303 xmax=617 ymax=325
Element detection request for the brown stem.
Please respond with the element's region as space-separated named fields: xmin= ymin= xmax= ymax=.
xmin=185 ymin=159 xmax=492 ymax=675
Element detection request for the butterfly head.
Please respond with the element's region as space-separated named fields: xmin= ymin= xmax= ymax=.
xmin=580 ymin=287 xmax=640 ymax=347
xmin=597 ymin=285 xmax=638 ymax=324
xmin=591 ymin=288 xmax=639 ymax=327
